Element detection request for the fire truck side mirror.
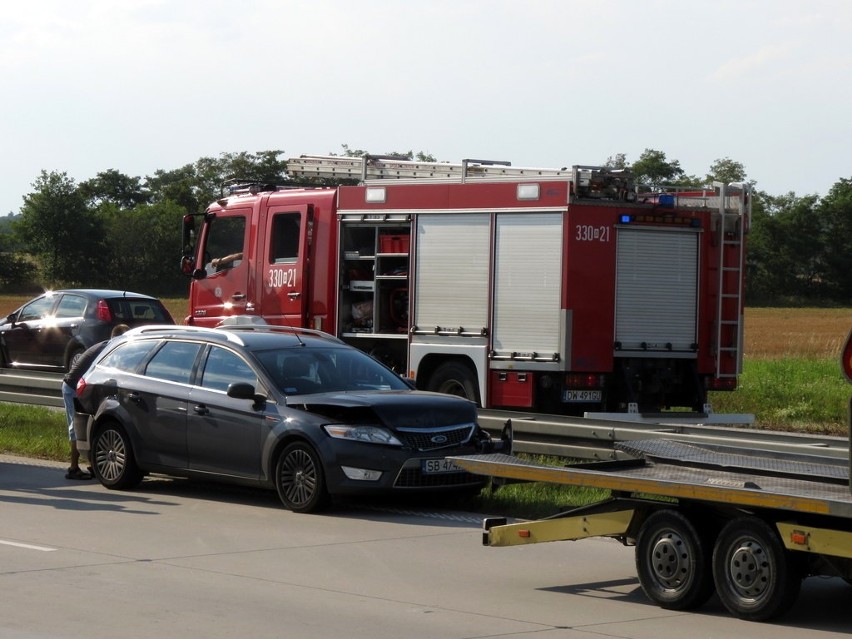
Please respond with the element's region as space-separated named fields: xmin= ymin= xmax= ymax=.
xmin=179 ymin=255 xmax=206 ymax=279
xmin=179 ymin=255 xmax=195 ymax=276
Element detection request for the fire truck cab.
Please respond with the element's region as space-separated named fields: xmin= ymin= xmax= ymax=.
xmin=182 ymin=155 xmax=750 ymax=417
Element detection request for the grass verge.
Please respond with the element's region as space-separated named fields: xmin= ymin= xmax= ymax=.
xmin=0 ymin=403 xmax=68 ymax=461
xmin=710 ymin=358 xmax=849 ymax=435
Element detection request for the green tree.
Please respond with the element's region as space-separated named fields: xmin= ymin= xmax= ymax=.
xmin=146 ymin=163 xmax=206 ymax=213
xmin=631 ymin=149 xmax=686 ymax=187
xmin=14 ymin=171 xmax=108 ymax=286
xmin=99 ymin=200 xmax=188 ymax=296
xmin=706 ymin=157 xmax=748 ymax=184
xmin=0 ymin=232 xmax=37 ymax=291
xmin=815 ymin=177 xmax=852 ymax=300
xmin=78 ymin=169 xmax=150 ymax=209
xmin=146 ymin=151 xmax=289 ymax=214
xmin=746 ymin=191 xmax=823 ymax=302
xmin=604 ymin=153 xmax=628 ymax=169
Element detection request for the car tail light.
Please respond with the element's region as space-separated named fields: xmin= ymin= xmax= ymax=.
xmin=96 ymin=299 xmax=113 ymax=322
xmin=76 ymin=378 xmax=87 ymax=396
xmin=841 ymin=329 xmax=852 ymax=383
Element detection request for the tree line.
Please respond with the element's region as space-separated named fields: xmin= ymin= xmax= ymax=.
xmin=1 ymin=148 xmax=850 ymax=305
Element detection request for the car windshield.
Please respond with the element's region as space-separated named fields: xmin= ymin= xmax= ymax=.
xmin=253 ymin=346 xmax=410 ymax=395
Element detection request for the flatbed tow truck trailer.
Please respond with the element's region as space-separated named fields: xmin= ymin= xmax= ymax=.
xmin=449 ymin=330 xmax=852 ymax=622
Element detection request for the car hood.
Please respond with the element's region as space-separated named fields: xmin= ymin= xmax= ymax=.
xmin=284 ymin=390 xmax=477 ymax=430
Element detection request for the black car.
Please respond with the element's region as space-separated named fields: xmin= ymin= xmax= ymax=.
xmin=0 ymin=289 xmax=175 ymax=372
xmin=73 ymin=325 xmax=504 ymax=512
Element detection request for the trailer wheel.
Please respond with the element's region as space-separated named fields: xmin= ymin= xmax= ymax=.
xmin=635 ymin=510 xmax=714 ymax=610
xmin=712 ymin=517 xmax=801 ymax=621
xmin=427 ymin=361 xmax=481 ymax=405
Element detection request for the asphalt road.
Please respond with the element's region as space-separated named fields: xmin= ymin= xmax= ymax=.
xmin=1 ymin=454 xmax=850 ymax=639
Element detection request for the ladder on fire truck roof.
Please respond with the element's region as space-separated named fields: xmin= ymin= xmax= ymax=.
xmin=287 ymin=155 xmax=636 ymax=199
xmin=286 ymin=154 xmax=576 ymax=183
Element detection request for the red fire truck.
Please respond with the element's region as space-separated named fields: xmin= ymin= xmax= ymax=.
xmin=181 ymin=155 xmax=750 ymax=416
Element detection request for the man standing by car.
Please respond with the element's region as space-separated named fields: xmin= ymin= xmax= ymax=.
xmin=61 ymin=324 xmax=129 ymax=479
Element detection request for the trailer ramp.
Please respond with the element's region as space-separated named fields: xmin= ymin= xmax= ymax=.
xmin=452 ymin=441 xmax=852 ymax=519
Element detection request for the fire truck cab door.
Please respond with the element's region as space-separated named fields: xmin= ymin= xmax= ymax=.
xmin=259 ymin=207 xmax=310 ymax=328
xmin=192 ymin=209 xmax=252 ymax=326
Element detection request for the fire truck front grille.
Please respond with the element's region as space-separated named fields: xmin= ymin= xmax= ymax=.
xmin=396 ymin=424 xmax=476 ymax=451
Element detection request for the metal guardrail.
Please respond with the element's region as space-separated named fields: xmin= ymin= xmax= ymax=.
xmin=0 ymin=369 xmax=64 ymax=409
xmin=1 ymin=369 xmax=847 ymax=461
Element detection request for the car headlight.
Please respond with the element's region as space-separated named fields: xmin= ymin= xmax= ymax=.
xmin=323 ymin=424 xmax=403 ymax=446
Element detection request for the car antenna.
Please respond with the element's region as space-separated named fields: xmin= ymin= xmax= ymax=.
xmin=279 ymin=315 xmax=306 ymax=347
xmin=292 ymin=326 xmax=305 ymax=347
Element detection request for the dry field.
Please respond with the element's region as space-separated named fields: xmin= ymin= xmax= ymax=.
xmin=744 ymin=307 xmax=852 ymax=360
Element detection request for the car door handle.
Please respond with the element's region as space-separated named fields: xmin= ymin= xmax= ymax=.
xmin=232 ymin=293 xmax=246 ymax=301
xmin=127 ymin=392 xmax=142 ymax=403
xmin=287 ymin=291 xmax=301 ymax=299
xmin=193 ymin=404 xmax=210 ymax=415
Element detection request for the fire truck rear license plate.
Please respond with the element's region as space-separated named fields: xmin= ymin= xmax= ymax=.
xmin=422 ymin=458 xmax=463 ymax=474
xmin=563 ymin=390 xmax=602 ymax=402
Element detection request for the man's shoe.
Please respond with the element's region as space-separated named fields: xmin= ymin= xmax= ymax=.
xmin=65 ymin=467 xmax=92 ymax=480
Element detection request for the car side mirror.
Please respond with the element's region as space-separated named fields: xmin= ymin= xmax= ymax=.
xmin=227 ymin=382 xmax=267 ymax=406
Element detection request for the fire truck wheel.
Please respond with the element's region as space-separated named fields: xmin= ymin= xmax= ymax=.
xmin=91 ymin=421 xmax=144 ymax=490
xmin=275 ymin=441 xmax=330 ymax=513
xmin=427 ymin=361 xmax=481 ymax=405
xmin=635 ymin=509 xmax=714 ymax=610
xmin=712 ymin=517 xmax=801 ymax=621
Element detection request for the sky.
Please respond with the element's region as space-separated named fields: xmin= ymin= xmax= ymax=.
xmin=2 ymin=0 xmax=851 ymax=216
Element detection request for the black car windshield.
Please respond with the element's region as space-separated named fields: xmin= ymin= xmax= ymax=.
xmin=253 ymin=346 xmax=410 ymax=395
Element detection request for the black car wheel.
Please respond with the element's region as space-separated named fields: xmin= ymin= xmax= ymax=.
xmin=92 ymin=422 xmax=143 ymax=490
xmin=275 ymin=442 xmax=329 ymax=513
xmin=65 ymin=344 xmax=85 ymax=372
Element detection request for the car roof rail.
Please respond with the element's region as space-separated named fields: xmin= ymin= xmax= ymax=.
xmin=127 ymin=324 xmax=248 ymax=345
xmin=125 ymin=323 xmax=344 ymax=346
xmin=220 ymin=324 xmax=346 ymax=344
